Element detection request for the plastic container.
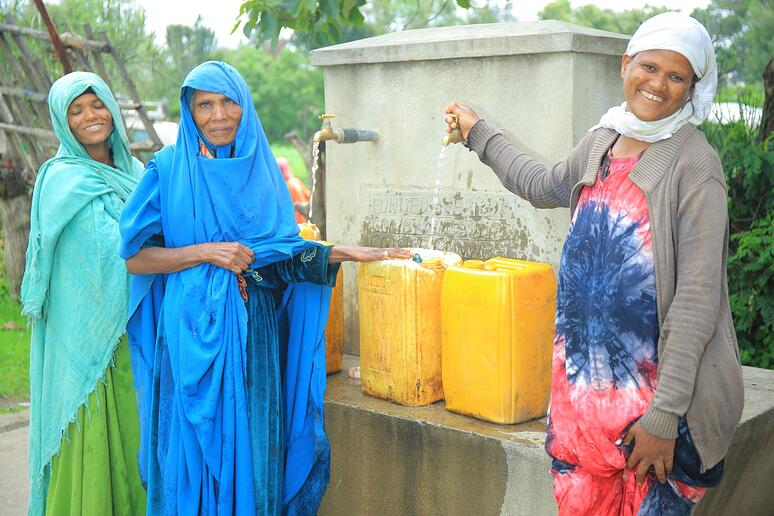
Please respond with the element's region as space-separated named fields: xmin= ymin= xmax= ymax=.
xmin=298 ymin=222 xmax=344 ymax=374
xmin=298 ymin=222 xmax=321 ymax=241
xmin=441 ymin=257 xmax=556 ymax=424
xmin=358 ymin=249 xmax=462 ymax=406
xmin=325 ymin=267 xmax=344 ymax=374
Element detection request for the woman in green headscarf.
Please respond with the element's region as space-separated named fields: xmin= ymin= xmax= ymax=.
xmin=21 ymin=72 xmax=146 ymax=515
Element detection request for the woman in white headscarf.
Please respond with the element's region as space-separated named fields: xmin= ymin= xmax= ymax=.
xmin=445 ymin=12 xmax=742 ymax=515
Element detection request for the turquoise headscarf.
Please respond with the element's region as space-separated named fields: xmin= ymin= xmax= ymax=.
xmin=20 ymin=71 xmax=142 ymax=515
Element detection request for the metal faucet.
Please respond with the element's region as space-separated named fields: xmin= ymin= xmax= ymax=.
xmin=442 ymin=115 xmax=466 ymax=146
xmin=313 ymin=114 xmax=378 ymax=144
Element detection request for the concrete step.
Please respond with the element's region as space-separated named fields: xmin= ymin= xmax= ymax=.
xmin=321 ymin=356 xmax=774 ymax=516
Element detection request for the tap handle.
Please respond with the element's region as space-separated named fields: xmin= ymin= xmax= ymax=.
xmin=319 ymin=113 xmax=335 ymax=129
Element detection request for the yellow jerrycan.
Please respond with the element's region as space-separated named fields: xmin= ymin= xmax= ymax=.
xmin=298 ymin=222 xmax=344 ymax=374
xmin=358 ymin=249 xmax=462 ymax=406
xmin=441 ymin=257 xmax=556 ymax=424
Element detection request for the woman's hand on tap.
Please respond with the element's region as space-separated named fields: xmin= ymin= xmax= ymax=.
xmin=444 ymin=102 xmax=480 ymax=140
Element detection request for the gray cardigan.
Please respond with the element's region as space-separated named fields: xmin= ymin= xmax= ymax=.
xmin=467 ymin=120 xmax=744 ymax=471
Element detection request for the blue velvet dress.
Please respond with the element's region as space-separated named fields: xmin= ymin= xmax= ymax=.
xmin=243 ymin=245 xmax=339 ymax=514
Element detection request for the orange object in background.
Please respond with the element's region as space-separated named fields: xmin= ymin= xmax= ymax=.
xmin=298 ymin=222 xmax=343 ymax=374
xmin=358 ymin=250 xmax=462 ymax=406
xmin=278 ymin=157 xmax=310 ymax=223
xmin=441 ymin=257 xmax=556 ymax=424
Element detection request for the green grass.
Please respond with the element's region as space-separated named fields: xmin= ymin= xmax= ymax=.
xmin=0 ymin=252 xmax=30 ymax=402
xmin=270 ymin=143 xmax=311 ymax=188
xmin=716 ymin=85 xmax=765 ymax=106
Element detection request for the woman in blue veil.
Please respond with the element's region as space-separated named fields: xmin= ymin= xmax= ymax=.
xmin=119 ymin=61 xmax=407 ymax=515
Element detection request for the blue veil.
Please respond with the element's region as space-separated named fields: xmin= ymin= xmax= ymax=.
xmin=120 ymin=61 xmax=331 ymax=514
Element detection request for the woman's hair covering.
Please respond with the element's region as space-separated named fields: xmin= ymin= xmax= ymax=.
xmin=21 ymin=71 xmax=141 ymax=516
xmin=46 ymin=72 xmax=135 ymax=180
xmin=119 ymin=61 xmax=331 ymax=514
xmin=591 ymin=11 xmax=718 ymax=143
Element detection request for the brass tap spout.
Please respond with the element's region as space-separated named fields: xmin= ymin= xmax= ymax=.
xmin=442 ymin=115 xmax=466 ymax=146
xmin=313 ymin=114 xmax=339 ymax=142
xmin=313 ymin=113 xmax=378 ymax=143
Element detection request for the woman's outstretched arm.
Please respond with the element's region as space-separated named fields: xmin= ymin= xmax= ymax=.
xmin=328 ymin=246 xmax=412 ymax=263
xmin=444 ymin=101 xmax=593 ymax=209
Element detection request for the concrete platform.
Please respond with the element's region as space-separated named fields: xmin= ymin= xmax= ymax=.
xmin=321 ymin=356 xmax=774 ymax=515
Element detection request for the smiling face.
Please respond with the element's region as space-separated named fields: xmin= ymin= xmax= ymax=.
xmin=190 ymin=90 xmax=242 ymax=147
xmin=621 ymin=49 xmax=696 ymax=122
xmin=67 ymin=92 xmax=113 ymax=148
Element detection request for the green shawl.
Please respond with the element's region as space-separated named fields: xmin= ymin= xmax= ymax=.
xmin=20 ymin=72 xmax=143 ymax=515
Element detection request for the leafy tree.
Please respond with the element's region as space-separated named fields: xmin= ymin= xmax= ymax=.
xmin=150 ymin=17 xmax=218 ymax=118
xmin=235 ymin=0 xmax=478 ymax=48
xmin=218 ymin=45 xmax=324 ymax=143
xmin=692 ymin=0 xmax=774 ymax=87
xmin=538 ymin=0 xmax=669 ymax=35
xmin=702 ymin=119 xmax=774 ymax=368
xmin=166 ymin=17 xmax=217 ymax=84
xmin=361 ymin=0 xmax=516 ymax=33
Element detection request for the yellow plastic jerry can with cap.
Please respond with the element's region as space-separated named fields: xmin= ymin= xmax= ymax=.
xmin=298 ymin=222 xmax=343 ymax=374
xmin=358 ymin=249 xmax=462 ymax=406
xmin=441 ymin=257 xmax=556 ymax=424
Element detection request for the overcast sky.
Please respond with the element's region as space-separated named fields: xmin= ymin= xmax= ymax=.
xmin=132 ymin=0 xmax=711 ymax=49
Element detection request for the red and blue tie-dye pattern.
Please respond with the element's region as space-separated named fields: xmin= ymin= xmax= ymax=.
xmin=546 ymin=151 xmax=714 ymax=515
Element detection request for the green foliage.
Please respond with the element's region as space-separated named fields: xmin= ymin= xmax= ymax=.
xmin=236 ymin=0 xmax=495 ymax=49
xmin=692 ymin=0 xmax=774 ymax=88
xmin=716 ymin=85 xmax=765 ymax=105
xmin=166 ymin=17 xmax=217 ymax=75
xmin=237 ymin=0 xmax=368 ymax=49
xmin=219 ymin=46 xmax=324 ymax=142
xmin=538 ymin=0 xmax=669 ymax=35
xmin=727 ymin=215 xmax=774 ymax=368
xmin=702 ymin=115 xmax=774 ymax=369
xmin=150 ymin=17 xmax=218 ymax=118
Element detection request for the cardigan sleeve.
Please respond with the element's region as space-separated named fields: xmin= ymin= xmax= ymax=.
xmin=466 ymin=119 xmax=594 ymax=209
xmin=639 ymin=169 xmax=729 ymax=440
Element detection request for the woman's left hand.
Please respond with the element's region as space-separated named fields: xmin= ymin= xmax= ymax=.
xmin=623 ymin=422 xmax=676 ymax=485
xmin=328 ymin=245 xmax=412 ymax=263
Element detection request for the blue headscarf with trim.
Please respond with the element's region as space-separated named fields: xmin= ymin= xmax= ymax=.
xmin=119 ymin=61 xmax=331 ymax=514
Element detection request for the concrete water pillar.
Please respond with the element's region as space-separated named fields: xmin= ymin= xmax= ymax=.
xmin=310 ymin=21 xmax=628 ymax=354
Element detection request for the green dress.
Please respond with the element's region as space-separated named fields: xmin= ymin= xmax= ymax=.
xmin=45 ymin=337 xmax=145 ymax=516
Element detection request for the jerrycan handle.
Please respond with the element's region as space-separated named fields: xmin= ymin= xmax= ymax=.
xmin=461 ymin=259 xmax=486 ymax=269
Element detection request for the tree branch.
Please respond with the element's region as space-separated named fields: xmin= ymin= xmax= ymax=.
xmin=401 ymin=0 xmax=422 ymax=31
xmin=426 ymin=0 xmax=451 ymax=25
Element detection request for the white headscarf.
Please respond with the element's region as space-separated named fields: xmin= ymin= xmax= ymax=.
xmin=592 ymin=11 xmax=718 ymax=143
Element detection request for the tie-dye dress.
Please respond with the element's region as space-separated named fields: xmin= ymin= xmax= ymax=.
xmin=545 ymin=151 xmax=723 ymax=515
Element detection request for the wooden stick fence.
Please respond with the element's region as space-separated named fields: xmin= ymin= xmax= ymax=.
xmin=0 ymin=15 xmax=164 ymax=181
